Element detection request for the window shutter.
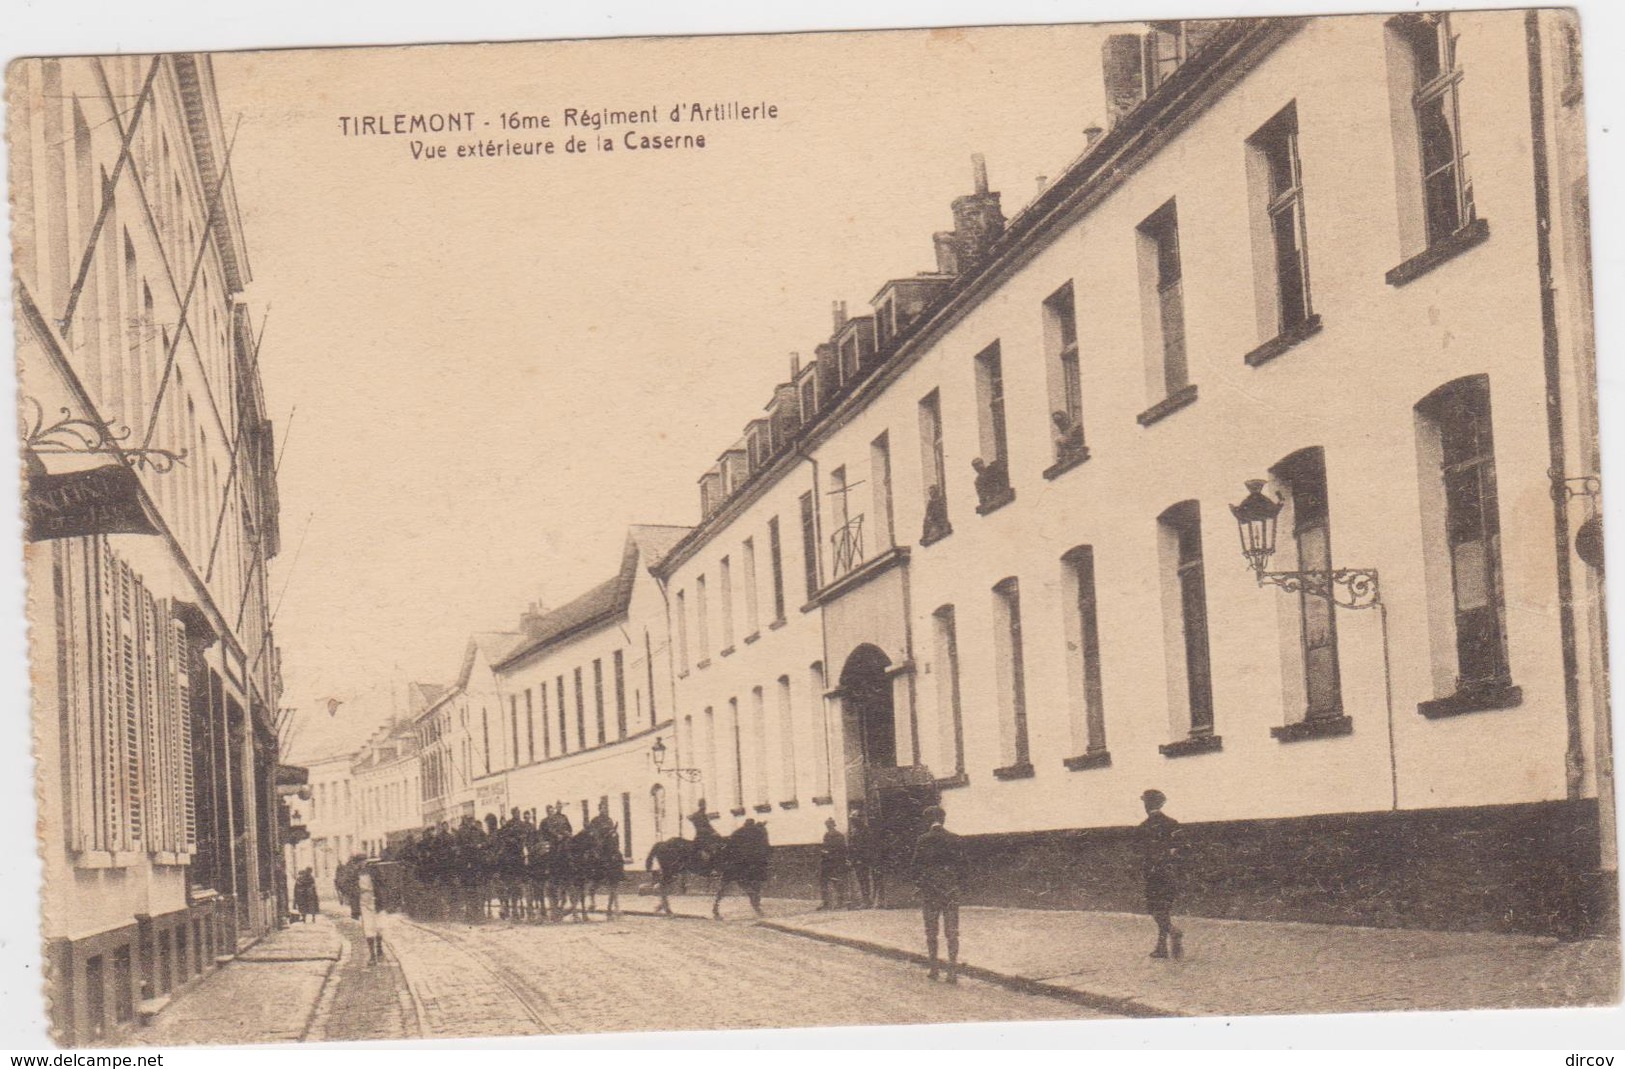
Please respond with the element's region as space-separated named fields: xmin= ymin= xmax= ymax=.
xmin=174 ymin=616 xmax=195 ymax=853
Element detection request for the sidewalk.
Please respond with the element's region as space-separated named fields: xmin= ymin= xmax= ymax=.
xmin=135 ymin=916 xmax=342 ymax=1046
xmin=629 ymin=892 xmax=1621 ymax=1018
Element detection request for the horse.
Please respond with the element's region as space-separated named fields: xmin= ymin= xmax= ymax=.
xmin=646 ymin=820 xmax=771 ymax=919
xmin=554 ymin=830 xmax=624 ymax=921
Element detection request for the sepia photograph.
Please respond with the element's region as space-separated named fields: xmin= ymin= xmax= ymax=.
xmin=4 ymin=1 xmax=1622 ymax=1049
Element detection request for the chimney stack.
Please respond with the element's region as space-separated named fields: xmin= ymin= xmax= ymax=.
xmin=790 ymin=351 xmax=801 ymax=379
xmin=831 ymin=300 xmax=848 ymax=333
xmin=972 ymin=153 xmax=989 ymax=195
xmin=1035 ymin=175 xmax=1049 ymax=195
xmin=1085 ymin=125 xmax=1105 ymax=148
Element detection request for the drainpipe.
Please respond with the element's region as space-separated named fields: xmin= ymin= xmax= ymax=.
xmin=1525 ymin=10 xmax=1587 ymax=802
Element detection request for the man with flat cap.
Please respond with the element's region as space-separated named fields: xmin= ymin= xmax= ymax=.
xmin=1138 ymin=789 xmax=1183 ymax=959
xmin=911 ymin=804 xmax=966 ymax=983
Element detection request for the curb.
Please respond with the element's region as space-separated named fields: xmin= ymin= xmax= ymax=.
xmin=755 ymin=919 xmax=1180 ymax=1019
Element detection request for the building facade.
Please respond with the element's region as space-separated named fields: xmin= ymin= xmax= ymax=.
xmin=644 ymin=11 xmax=1609 ymax=932
xmin=487 ymin=526 xmax=689 ymax=858
xmin=299 ymin=752 xmax=356 ymax=889
xmin=352 ymin=720 xmax=423 ymax=857
xmin=11 ymin=54 xmax=285 ymax=1043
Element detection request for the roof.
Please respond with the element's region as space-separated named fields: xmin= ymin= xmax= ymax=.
xmin=495 ymin=524 xmax=691 ymax=671
xmin=407 ymin=681 xmax=451 ymax=716
xmin=457 ymin=631 xmax=526 ymax=688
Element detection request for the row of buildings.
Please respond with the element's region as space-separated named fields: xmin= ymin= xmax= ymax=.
xmin=320 ymin=10 xmax=1612 ymax=941
xmin=12 ymin=55 xmax=291 ymax=1044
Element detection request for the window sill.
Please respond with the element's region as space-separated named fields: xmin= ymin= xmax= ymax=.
xmin=696 ymin=658 xmax=712 ymax=670
xmin=778 ymin=799 xmax=799 ymax=810
xmin=743 ymin=632 xmax=760 ymax=646
xmin=768 ymin=618 xmax=787 ymax=631
xmin=811 ymin=795 xmax=835 ymax=807
xmin=1244 ymin=313 xmax=1323 ymax=368
xmin=975 ymin=485 xmax=1016 ymax=517
xmin=1385 ymin=218 xmax=1491 ymax=287
xmin=1137 ymin=383 xmax=1199 ymax=427
xmin=753 ymin=803 xmax=774 ymax=814
xmin=1418 ymin=682 xmax=1523 ymax=720
xmin=1042 ymin=447 xmax=1091 ymax=481
xmin=719 ymin=646 xmax=735 ymax=658
xmin=992 ymin=761 xmax=1035 ymax=781
xmin=1159 ymin=733 xmax=1223 ymax=758
xmin=935 ymin=771 xmax=970 ymax=791
xmin=730 ymin=806 xmax=748 ymax=817
xmin=1270 ymin=714 xmax=1352 ymax=743
xmin=919 ymin=523 xmax=954 ymax=547
xmin=1062 ymin=749 xmax=1112 ymax=771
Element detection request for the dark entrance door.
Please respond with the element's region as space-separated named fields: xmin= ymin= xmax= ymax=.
xmin=841 ymin=644 xmax=896 ymax=769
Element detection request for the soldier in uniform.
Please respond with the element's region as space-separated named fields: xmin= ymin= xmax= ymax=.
xmin=1138 ymin=789 xmax=1184 ymax=960
xmin=587 ymin=798 xmax=618 ymax=843
xmin=911 ymin=805 xmax=966 ymax=983
xmin=848 ymin=808 xmax=876 ymax=908
xmin=818 ymin=817 xmax=850 ymax=910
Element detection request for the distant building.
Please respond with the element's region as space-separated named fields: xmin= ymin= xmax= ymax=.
xmin=12 ymin=53 xmax=285 ymax=1042
xmin=413 ymin=633 xmax=524 ymax=826
xmin=352 ymin=720 xmax=422 ymax=857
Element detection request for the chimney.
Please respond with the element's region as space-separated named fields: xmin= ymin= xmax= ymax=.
xmin=789 ymin=352 xmax=801 ymax=379
xmin=1084 ymin=125 xmax=1105 ymax=148
xmin=831 ymin=300 xmax=848 ymax=333
xmin=1035 ymin=175 xmax=1049 ymax=195
xmin=948 ymin=153 xmax=1005 ymax=267
xmin=519 ymin=600 xmax=549 ymax=638
xmin=933 ymin=231 xmax=960 ymax=276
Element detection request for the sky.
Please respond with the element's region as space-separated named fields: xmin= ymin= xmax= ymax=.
xmin=210 ymin=24 xmax=1116 ymax=762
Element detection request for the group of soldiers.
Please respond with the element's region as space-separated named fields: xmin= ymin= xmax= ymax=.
xmin=349 ymin=800 xmax=626 ymax=924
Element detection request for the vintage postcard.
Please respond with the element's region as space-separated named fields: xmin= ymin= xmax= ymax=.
xmin=6 ymin=6 xmax=1621 ymax=1047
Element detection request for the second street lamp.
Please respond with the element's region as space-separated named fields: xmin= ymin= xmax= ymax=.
xmin=1229 ymin=479 xmax=1382 ymax=610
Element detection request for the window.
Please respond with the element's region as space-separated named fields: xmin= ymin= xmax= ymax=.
xmin=729 ymin=698 xmax=746 ymax=811
xmin=919 ymin=390 xmax=951 ymax=542
xmin=695 ymin=575 xmax=710 ymax=661
xmin=541 ymin=684 xmax=552 ymax=758
xmin=1138 ymin=200 xmax=1189 ymax=403
xmin=621 ymin=792 xmax=633 ymax=858
xmin=751 ymin=686 xmax=770 ymax=808
xmin=829 ymin=466 xmax=861 ymax=579
xmin=593 ymin=658 xmax=606 ymax=744
xmin=1158 ymin=501 xmax=1217 ymax=750
xmin=510 ymin=695 xmax=521 ymax=768
xmin=777 ymin=675 xmax=797 ymax=801
xmin=1044 ymin=283 xmax=1087 ymax=469
xmin=676 ymin=589 xmax=690 ymax=673
xmin=644 ymin=629 xmax=659 ymax=726
xmin=1062 ymin=547 xmax=1109 ymax=766
xmin=871 ymin=432 xmax=894 ymax=551
xmin=991 ymin=578 xmax=1033 ymax=777
xmin=973 ymin=343 xmax=1014 ymax=511
xmin=810 ymin=661 xmax=832 ymax=801
xmin=556 ymin=676 xmax=567 ymax=753
xmin=719 ymin=557 xmax=735 ymax=650
xmin=1416 ymin=376 xmax=1513 ymax=714
xmin=932 ymin=605 xmax=966 ymax=781
xmin=742 ymin=538 xmax=760 ymax=636
xmin=702 ymin=707 xmax=717 ymax=809
xmin=1394 ymin=14 xmax=1473 ymax=248
xmin=573 ymin=668 xmax=586 ymax=750
xmin=1272 ymin=448 xmax=1343 ymax=721
xmin=799 ymin=492 xmax=820 ymax=599
xmin=767 ymin=517 xmax=787 ymax=623
xmin=1249 ymin=103 xmax=1314 ymax=339
xmin=482 ymin=707 xmax=491 ymax=774
xmin=525 ymin=689 xmax=536 ymax=763
xmin=613 ymin=650 xmax=627 ymax=738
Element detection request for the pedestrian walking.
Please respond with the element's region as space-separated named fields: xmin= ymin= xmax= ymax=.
xmin=818 ymin=817 xmax=850 ymax=910
xmin=1139 ymin=789 xmax=1184 ymax=960
xmin=849 ymin=809 xmax=876 ymax=908
xmin=358 ymin=862 xmax=385 ymax=965
xmin=911 ymin=804 xmax=965 ymax=984
xmin=294 ymin=867 xmax=320 ymax=923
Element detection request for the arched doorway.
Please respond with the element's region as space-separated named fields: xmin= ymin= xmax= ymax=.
xmin=840 ymin=644 xmax=896 ymax=781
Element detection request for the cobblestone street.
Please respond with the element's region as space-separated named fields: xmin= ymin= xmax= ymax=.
xmin=329 ymin=911 xmax=1103 ymax=1039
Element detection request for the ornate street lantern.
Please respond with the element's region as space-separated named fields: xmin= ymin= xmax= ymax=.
xmin=650 ymin=736 xmax=668 ymax=770
xmin=650 ymin=736 xmax=702 ymax=782
xmin=1230 ymin=479 xmax=1283 ymax=578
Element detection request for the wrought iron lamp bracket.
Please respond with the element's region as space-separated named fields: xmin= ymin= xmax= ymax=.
xmin=1255 ymin=567 xmax=1382 ymax=610
xmin=20 ymin=397 xmax=187 ymax=474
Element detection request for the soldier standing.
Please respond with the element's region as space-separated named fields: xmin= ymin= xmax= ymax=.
xmin=911 ymin=805 xmax=965 ymax=984
xmin=1139 ymin=789 xmax=1184 ymax=959
xmin=818 ymin=817 xmax=850 ymax=910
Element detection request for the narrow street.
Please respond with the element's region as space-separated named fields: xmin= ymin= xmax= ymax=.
xmin=316 ymin=912 xmax=1104 ymax=1040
